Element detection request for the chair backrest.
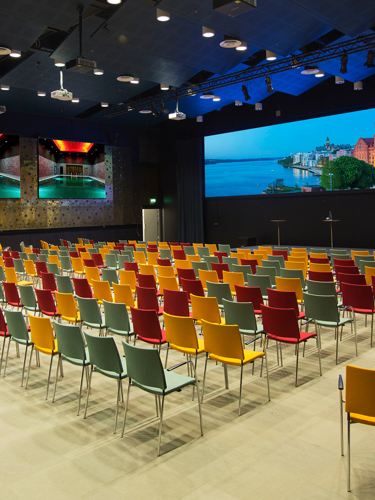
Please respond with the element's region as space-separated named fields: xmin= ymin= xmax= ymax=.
xmin=122 ymin=342 xmax=165 ymax=390
xmin=191 ymin=260 xmax=208 ymax=278
xmin=157 ymin=265 xmax=175 ymax=278
xmin=341 ymin=282 xmax=374 ymax=310
xmin=247 ymin=274 xmax=272 ymax=297
xmin=336 ymin=272 xmax=366 ymax=285
xmin=206 ymin=281 xmax=233 ymax=305
xmin=101 ymin=268 xmax=118 ymax=286
xmin=119 ymin=269 xmax=137 ymax=291
xmin=13 ymin=259 xmax=25 ymax=274
xmin=306 ymin=279 xmax=337 ymax=296
xmin=28 ymin=313 xmax=55 ymax=350
xmin=359 ymin=259 xmax=375 ymax=275
xmin=284 ymin=260 xmax=307 ymax=278
xmin=84 ymin=331 xmax=122 ymax=373
xmin=310 ymin=257 xmax=329 ymax=264
xmin=239 ymin=258 xmax=258 ymax=274
xmin=35 ymin=288 xmax=56 ymax=315
xmin=112 ymin=283 xmax=135 ymax=307
xmin=118 ymin=255 xmax=131 ymax=269
xmin=60 ymin=255 xmax=72 ymax=271
xmin=268 ymin=254 xmax=285 ymax=267
xmin=272 ymin=249 xmax=288 ymax=260
xmin=190 ymin=294 xmax=221 ymax=324
xmin=267 ymin=288 xmax=300 ymax=317
xmin=91 ymin=253 xmax=105 ymax=267
xmin=55 ymin=275 xmax=74 ymax=294
xmin=345 ymin=364 xmax=375 ymax=417
xmin=365 ymin=265 xmax=375 ymax=285
xmin=124 ymin=262 xmax=139 ymax=275
xmin=333 ymin=258 xmax=354 ymax=268
xmin=104 ymin=253 xmax=117 ymax=268
xmin=202 ymin=255 xmax=219 ymax=269
xmin=134 ymin=251 xmax=147 ymax=264
xmin=183 ymin=246 xmax=196 ymax=256
xmin=55 ymin=292 xmax=78 ymax=321
xmin=103 ymin=300 xmax=131 ymax=333
xmin=163 ymin=312 xmax=199 ymax=349
xmin=92 ymin=279 xmax=113 ymax=303
xmin=351 ymin=250 xmax=370 ymax=261
xmin=18 ymin=284 xmax=37 ymax=310
xmin=85 ymin=266 xmax=101 ymax=285
xmin=136 ymin=286 xmax=159 ymax=312
xmin=72 ymin=277 xmax=93 ymax=298
xmin=4 ymin=257 xmax=14 ymax=268
xmin=48 ymin=255 xmax=60 ymax=267
xmin=53 ymin=321 xmax=86 ymax=361
xmin=176 ymin=267 xmax=195 ymax=284
xmin=303 ymin=292 xmax=340 ymax=322
xmin=222 ymin=256 xmax=239 ymax=272
xmin=172 ymin=249 xmax=186 ymax=260
xmin=5 ymin=267 xmax=18 ymax=283
xmin=197 ymin=246 xmax=210 ymax=258
xmin=24 ymin=259 xmax=37 ymax=276
xmin=71 ymin=257 xmax=84 ymax=273
xmin=335 ymin=265 xmax=359 ymax=275
xmin=310 ymin=248 xmax=327 ymax=254
xmin=198 ymin=269 xmax=219 ymax=289
xmin=130 ymin=306 xmax=163 ymax=342
xmin=158 ymin=275 xmax=179 ymax=295
xmin=76 ymin=296 xmax=102 ymax=324
xmin=163 ymin=289 xmax=190 ymax=317
xmin=201 ymin=320 xmax=244 ymax=360
xmin=211 ymin=262 xmax=230 ymax=280
xmin=308 ymin=270 xmax=334 ymax=282
xmin=261 ymin=304 xmax=301 ymax=340
xmin=218 ymin=244 xmax=231 ymax=254
xmin=232 ymin=264 xmax=252 ymax=282
xmin=41 ymin=272 xmax=57 ymax=292
xmin=256 ymin=265 xmax=277 ymax=286
xmin=223 ymin=299 xmax=257 ymax=332
xmin=309 ymin=262 xmax=331 ymax=273
xmin=2 ymin=281 xmax=20 ymax=305
xmin=4 ymin=309 xmax=29 ymax=342
xmin=262 ymin=259 xmax=281 ymax=275
xmin=222 ymin=271 xmax=245 ymax=292
xmin=180 ymin=278 xmax=205 ymax=300
xmin=138 ymin=273 xmax=157 ymax=290
xmin=235 ymin=284 xmax=264 ymax=310
xmin=37 ymin=254 xmax=48 ymax=262
xmin=157 ymin=257 xmax=172 ymax=267
xmin=275 ymin=276 xmax=303 ymax=302
xmin=354 ymin=254 xmax=374 ymax=267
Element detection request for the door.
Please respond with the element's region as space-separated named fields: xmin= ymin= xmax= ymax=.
xmin=142 ymin=208 xmax=160 ymax=243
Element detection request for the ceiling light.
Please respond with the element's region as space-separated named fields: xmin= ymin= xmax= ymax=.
xmin=235 ymin=101 xmax=242 ymax=106
xmin=213 ymin=95 xmax=221 ymax=102
xmin=202 ymin=26 xmax=214 ymax=38
xmin=265 ymin=76 xmax=273 ymax=93
xmin=37 ymin=91 xmax=46 ymax=97
xmin=301 ymin=66 xmax=319 ymax=75
xmin=94 ymin=68 xmax=104 ymax=75
xmin=0 ymin=47 xmax=11 ymax=56
xmin=54 ymin=59 xmax=65 ymax=67
xmin=72 ymin=97 xmax=80 ymax=103
xmin=220 ymin=35 xmax=241 ymax=48
xmin=364 ymin=49 xmax=375 ymax=68
xmin=101 ymin=102 xmax=109 ymax=107
xmin=200 ymin=92 xmax=214 ymax=99
xmin=127 ymin=105 xmax=133 ymax=111
xmin=160 ymin=83 xmax=169 ymax=90
xmin=340 ymin=53 xmax=348 ymax=74
xmin=117 ymin=75 xmax=134 ymax=82
xmin=139 ymin=109 xmax=152 ymax=114
xmin=335 ymin=76 xmax=345 ymax=84
xmin=315 ymin=70 xmax=324 ymax=78
xmin=266 ymin=50 xmax=277 ymax=61
xmin=241 ymin=84 xmax=250 ymax=101
xmin=157 ymin=8 xmax=170 ymax=21
xmin=236 ymin=41 xmax=247 ymax=51
xmin=196 ymin=116 xmax=203 ymax=122
xmin=354 ymin=81 xmax=363 ymax=90
xmin=1 ymin=85 xmax=10 ymax=91
xmin=107 ymin=0 xmax=121 ymax=4
xmin=130 ymin=77 xmax=139 ymax=84
xmin=255 ymin=102 xmax=262 ymax=110
xmin=9 ymin=49 xmax=21 ymax=58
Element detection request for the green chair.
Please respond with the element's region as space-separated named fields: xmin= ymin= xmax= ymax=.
xmin=19 ymin=251 xmax=28 ymax=261
xmin=0 ymin=285 xmax=5 ymax=306
xmin=261 ymin=259 xmax=281 ymax=275
xmin=76 ymin=297 xmax=107 ymax=336
xmin=52 ymin=322 xmax=90 ymax=415
xmin=13 ymin=259 xmax=26 ymax=279
xmin=358 ymin=257 xmax=375 ymax=274
xmin=202 ymin=255 xmax=219 ymax=269
xmin=310 ymin=248 xmax=328 ymax=254
xmin=268 ymin=255 xmax=285 ymax=267
xmin=256 ymin=265 xmax=277 ymax=287
xmin=84 ymin=331 xmax=127 ymax=433
xmin=0 ymin=266 xmax=5 ymax=282
xmin=222 ymin=256 xmax=238 ymax=272
xmin=47 ymin=262 xmax=60 ymax=276
xmin=60 ymin=256 xmax=73 ymax=275
xmin=183 ymin=246 xmax=196 ymax=256
xmin=103 ymin=300 xmax=133 ymax=341
xmin=101 ymin=268 xmax=119 ymax=287
xmin=18 ymin=284 xmax=39 ymax=314
xmin=3 ymin=310 xmax=32 ymax=386
xmin=247 ymin=274 xmax=272 ymax=300
xmin=40 ymin=249 xmax=49 ymax=255
xmin=331 ymin=250 xmax=350 ymax=261
xmin=109 ymin=249 xmax=120 ymax=256
xmin=38 ymin=254 xmax=48 ymax=262
xmin=119 ymin=240 xmax=128 ymax=244
xmin=159 ymin=248 xmax=173 ymax=261
xmin=56 ymin=275 xmax=74 ymax=295
xmin=232 ymin=264 xmax=252 ymax=284
xmin=206 ymin=281 xmax=232 ymax=310
xmin=303 ymin=292 xmax=356 ymax=364
xmin=104 ymin=254 xmax=118 ymax=270
xmin=118 ymin=254 xmax=131 ymax=269
xmin=274 ymin=246 xmax=289 ymax=255
xmin=191 ymin=260 xmax=208 ymax=278
xmin=280 ymin=267 xmax=306 ymax=289
xmin=218 ymin=244 xmax=231 ymax=254
xmin=223 ymin=298 xmax=263 ymax=343
xmin=121 ymin=341 xmax=203 ymax=455
xmin=28 ymin=253 xmax=37 ymax=262
xmin=306 ymin=279 xmax=337 ymax=296
xmin=197 ymin=247 xmax=210 ymax=259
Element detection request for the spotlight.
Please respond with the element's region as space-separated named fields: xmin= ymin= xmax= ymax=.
xmin=101 ymin=102 xmax=109 ymax=107
xmin=335 ymin=76 xmax=345 ymax=84
xmin=37 ymin=91 xmax=46 ymax=97
xmin=265 ymin=76 xmax=273 ymax=93
xmin=157 ymin=8 xmax=170 ymax=21
xmin=130 ymin=77 xmax=139 ymax=84
xmin=301 ymin=66 xmax=319 ymax=75
xmin=364 ymin=49 xmax=375 ymax=68
xmin=213 ymin=95 xmax=221 ymax=102
xmin=241 ymin=84 xmax=250 ymax=101
xmin=0 ymin=85 xmax=9 ymax=91
xmin=202 ymin=26 xmax=214 ymax=38
xmin=107 ymin=0 xmax=121 ymax=4
xmin=9 ymin=49 xmax=21 ymax=58
xmin=340 ymin=53 xmax=348 ymax=74
xmin=71 ymin=97 xmax=80 ymax=103
xmin=266 ymin=50 xmax=277 ymax=61
xmin=94 ymin=68 xmax=104 ymax=75
xmin=159 ymin=102 xmax=169 ymax=115
xmin=236 ymin=41 xmax=247 ymax=51
xmin=354 ymin=81 xmax=363 ymax=90
xmin=150 ymin=106 xmax=160 ymax=116
xmin=255 ymin=103 xmax=262 ymax=111
xmin=54 ymin=60 xmax=65 ymax=67
xmin=315 ymin=70 xmax=324 ymax=78
xmin=160 ymin=83 xmax=169 ymax=90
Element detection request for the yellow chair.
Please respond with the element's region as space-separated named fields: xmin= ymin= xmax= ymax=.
xmin=365 ymin=266 xmax=375 ymax=285
xmin=170 ymin=245 xmax=182 ymax=253
xmin=187 ymin=254 xmax=201 ymax=264
xmin=146 ymin=252 xmax=159 ymax=267
xmin=85 ymin=266 xmax=101 ymax=286
xmin=133 ymin=251 xmax=147 ymax=265
xmin=48 ymin=254 xmax=60 ymax=268
xmin=205 ymin=244 xmax=217 ymax=255
xmin=128 ymin=240 xmax=137 ymax=246
xmin=285 ymin=260 xmax=307 ymax=278
xmin=340 ymin=365 xmax=375 ymax=492
xmin=248 ymin=254 xmax=262 ymax=266
xmin=222 ymin=271 xmax=245 ymax=295
xmin=193 ymin=243 xmax=204 ymax=252
xmin=50 ymin=245 xmax=59 ymax=252
xmin=201 ymin=320 xmax=270 ymax=415
xmin=351 ymin=250 xmax=370 ymax=260
xmin=139 ymin=263 xmax=157 ymax=280
xmin=24 ymin=259 xmax=38 ymax=282
xmin=275 ymin=276 xmax=304 ymax=304
xmin=258 ymin=246 xmax=273 ymax=255
xmin=198 ymin=269 xmax=219 ymax=291
xmin=119 ymin=270 xmax=137 ymax=294
xmin=0 ymin=257 xmax=4 ymax=268
xmin=85 ymin=244 xmax=93 ymax=250
xmin=310 ymin=252 xmax=329 ymax=260
xmin=91 ymin=279 xmax=113 ymax=305
xmin=77 ymin=238 xmax=84 ymax=245
xmin=55 ymin=292 xmax=80 ymax=323
xmin=26 ymin=314 xmax=58 ymax=399
xmin=157 ymin=265 xmax=175 ymax=278
xmin=253 ymin=249 xmax=268 ymax=260
xmin=237 ymin=248 xmax=252 ymax=259
xmin=4 ymin=267 xmax=29 ymax=286
xmin=71 ymin=257 xmax=85 ymax=276
xmin=309 ymin=262 xmax=331 ymax=273
xmin=190 ymin=294 xmax=224 ymax=325
xmin=79 ymin=251 xmax=91 ymax=262
xmin=174 ymin=259 xmax=191 ymax=273
xmin=24 ymin=247 xmax=33 ymax=255
xmin=158 ymin=242 xmax=169 ymax=249
xmin=99 ymin=247 xmax=110 ymax=260
xmin=112 ymin=283 xmax=136 ymax=309
xmin=158 ymin=275 xmax=179 ymax=295
xmin=231 ymin=251 xmax=244 ymax=265
xmin=292 ymin=247 xmax=308 ymax=256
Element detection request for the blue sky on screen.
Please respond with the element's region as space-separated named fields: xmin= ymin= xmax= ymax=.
xmin=205 ymin=107 xmax=375 ymax=159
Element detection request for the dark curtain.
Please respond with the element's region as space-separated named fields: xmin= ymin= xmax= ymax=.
xmin=176 ymin=137 xmax=204 ymax=243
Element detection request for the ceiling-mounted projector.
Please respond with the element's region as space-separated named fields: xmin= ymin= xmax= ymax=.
xmin=213 ymin=0 xmax=257 ymax=17
xmin=51 ymin=70 xmax=73 ymax=101
xmin=66 ymin=5 xmax=96 ymax=74
xmin=169 ymin=111 xmax=186 ymax=121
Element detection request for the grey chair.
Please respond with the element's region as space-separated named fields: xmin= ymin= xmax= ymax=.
xmin=232 ymin=264 xmax=252 ymax=285
xmin=268 ymin=255 xmax=285 ymax=267
xmin=135 ymin=246 xmax=147 ymax=258
xmin=183 ymin=246 xmax=196 ymax=256
xmin=47 ymin=262 xmax=61 ymax=276
xmin=223 ymin=298 xmax=263 ymax=341
xmin=104 ymin=253 xmax=118 ymax=270
xmin=3 ymin=310 xmax=32 ymax=386
xmin=109 ymin=249 xmax=120 ymax=256
xmin=103 ymin=300 xmax=133 ymax=340
xmin=59 ymin=249 xmax=69 ymax=257
xmin=49 ymin=250 xmax=58 ymax=256
xmin=218 ymin=244 xmax=231 ymax=254
xmin=60 ymin=255 xmax=73 ymax=275
xmin=14 ymin=259 xmax=26 ymax=279
xmin=355 ymin=254 xmax=374 ymax=268
xmin=191 ymin=260 xmax=208 ymax=278
xmin=76 ymin=297 xmax=107 ymax=336
xmin=19 ymin=251 xmax=28 ymax=261
xmin=0 ymin=266 xmax=5 ymax=282
xmin=159 ymin=248 xmax=173 ymax=261
xmin=247 ymin=274 xmax=272 ymax=299
xmin=56 ymin=275 xmax=74 ymax=295
xmin=197 ymin=247 xmax=210 ymax=259
xmin=361 ymin=260 xmax=375 ymax=276
xmin=38 ymin=254 xmax=48 ymax=262
xmin=206 ymin=281 xmax=232 ymax=309
xmin=28 ymin=253 xmax=38 ymax=261
xmin=261 ymin=259 xmax=281 ymax=275
xmin=222 ymin=256 xmax=239 ymax=272
xmin=310 ymin=248 xmax=328 ymax=254
xmin=101 ymin=268 xmax=119 ymax=287
xmin=202 ymin=255 xmax=219 ymax=269
xmin=118 ymin=254 xmax=131 ymax=269
xmin=18 ymin=284 xmax=39 ymax=315
xmin=274 ymin=246 xmax=289 ymax=255
xmin=256 ymin=265 xmax=277 ymax=287
xmin=306 ymin=279 xmax=337 ymax=296
xmin=280 ymin=267 xmax=306 ymax=289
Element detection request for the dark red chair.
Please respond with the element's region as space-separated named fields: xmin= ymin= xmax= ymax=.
xmin=341 ymin=282 xmax=375 ymax=347
xmin=2 ymin=282 xmax=22 ymax=308
xmin=63 ymin=240 xmax=69 ymax=248
xmin=310 ymin=257 xmax=330 ymax=264
xmin=41 ymin=272 xmax=57 ymax=294
xmin=176 ymin=267 xmax=196 ymax=285
xmin=172 ymin=249 xmax=186 ymax=260
xmin=163 ymin=289 xmax=191 ymax=317
xmin=130 ymin=306 xmax=166 ymax=349
xmin=235 ymin=285 xmax=263 ymax=315
xmin=32 ymin=248 xmax=41 ymax=255
xmin=273 ymin=249 xmax=288 ymax=261
xmin=10 ymin=251 xmax=20 ymax=259
xmin=211 ymin=262 xmax=230 ymax=281
xmin=308 ymin=270 xmax=334 ymax=282
xmin=240 ymin=259 xmax=258 ymax=275
xmin=91 ymin=253 xmax=106 ymax=268
xmin=136 ymin=286 xmax=163 ymax=315
xmin=4 ymin=257 xmax=14 ymax=268
xmin=72 ymin=277 xmax=93 ymax=298
xmin=180 ymin=243 xmax=191 ymax=248
xmin=76 ymin=246 xmax=86 ymax=255
xmin=35 ymin=288 xmax=59 ymax=318
xmin=336 ymin=272 xmax=366 ymax=285
xmin=261 ymin=304 xmax=321 ymax=386
xmin=213 ymin=251 xmax=228 ymax=263
xmin=138 ymin=274 xmax=161 ymax=297
xmin=147 ymin=246 xmax=158 ymax=253
xmin=126 ymin=243 xmax=136 ymax=251
xmin=69 ymin=251 xmax=79 ymax=259
xmin=2 ymin=251 xmax=10 ymax=258
xmin=35 ymin=260 xmax=48 ymax=278
xmin=169 ymin=242 xmax=179 ymax=247
xmin=267 ymin=287 xmax=304 ymax=320
xmin=114 ymin=244 xmax=124 ymax=251
xmin=157 ymin=258 xmax=172 ymax=267
xmin=124 ymin=261 xmax=139 ymax=278
xmin=180 ymin=278 xmax=205 ymax=302
xmin=333 ymin=258 xmax=355 ymax=268
xmin=335 ymin=265 xmax=359 ymax=275
xmin=83 ymin=258 xmax=96 ymax=268
xmin=89 ymin=240 xmax=94 ymax=246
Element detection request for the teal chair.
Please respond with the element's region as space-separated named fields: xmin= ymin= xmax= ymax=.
xmin=104 ymin=254 xmax=118 ymax=270
xmin=3 ymin=310 xmax=32 ymax=386
xmin=103 ymin=300 xmax=133 ymax=341
xmin=18 ymin=284 xmax=39 ymax=314
xmin=222 ymin=256 xmax=238 ymax=272
xmin=56 ymin=275 xmax=74 ymax=295
xmin=256 ymin=265 xmax=277 ymax=287
xmin=206 ymin=281 xmax=232 ymax=310
xmin=280 ymin=267 xmax=306 ymax=289
xmin=84 ymin=332 xmax=127 ymax=433
xmin=52 ymin=322 xmax=90 ymax=415
xmin=121 ymin=341 xmax=203 ymax=455
xmin=223 ymin=298 xmax=263 ymax=342
xmin=101 ymin=268 xmax=119 ymax=287
xmin=76 ymin=297 xmax=107 ymax=336
xmin=191 ymin=260 xmax=208 ymax=278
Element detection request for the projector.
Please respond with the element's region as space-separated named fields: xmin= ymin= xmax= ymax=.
xmin=169 ymin=111 xmax=186 ymax=121
xmin=66 ymin=57 xmax=97 ymax=74
xmin=51 ymin=89 xmax=73 ymax=101
xmin=0 ymin=106 xmax=6 ymax=114
xmin=213 ymin=0 xmax=257 ymax=17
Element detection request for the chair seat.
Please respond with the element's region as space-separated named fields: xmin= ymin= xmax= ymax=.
xmin=170 ymin=337 xmax=205 ymax=355
xmin=209 ymin=349 xmax=264 ymax=366
xmin=82 ymin=320 xmax=107 ymax=330
xmin=196 ymin=317 xmax=225 ymax=326
xmin=108 ymin=327 xmax=134 ymax=337
xmin=18 ymin=281 xmax=31 ymax=286
xmin=267 ymin=330 xmax=316 ymax=344
xmin=132 ymin=369 xmax=195 ymax=396
xmin=351 ymin=413 xmax=375 ymax=426
xmin=94 ymin=356 xmax=127 ymax=379
xmin=35 ymin=339 xmax=58 ymax=355
xmin=60 ymin=312 xmax=81 ymax=323
xmin=62 ymin=347 xmax=90 ymax=367
xmin=239 ymin=325 xmax=263 ymax=336
xmin=315 ymin=318 xmax=353 ymax=328
xmin=352 ymin=307 xmax=375 ymax=315
xmin=137 ymin=329 xmax=167 ymax=345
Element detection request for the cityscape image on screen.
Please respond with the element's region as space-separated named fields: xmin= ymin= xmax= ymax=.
xmin=38 ymin=139 xmax=106 ymax=199
xmin=0 ymin=134 xmax=20 ymax=199
xmin=204 ymin=107 xmax=375 ymax=198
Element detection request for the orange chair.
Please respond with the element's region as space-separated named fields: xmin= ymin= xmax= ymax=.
xmin=133 ymin=251 xmax=147 ymax=265
xmin=91 ymin=279 xmax=113 ymax=305
xmin=275 ymin=276 xmax=304 ymax=304
xmin=198 ymin=269 xmax=219 ymax=291
xmin=222 ymin=271 xmax=245 ymax=295
xmin=158 ymin=275 xmax=179 ymax=295
xmin=309 ymin=262 xmax=331 ymax=273
xmin=157 ymin=265 xmax=175 ymax=278
xmin=190 ymin=294 xmax=224 ymax=325
xmin=112 ymin=283 xmax=136 ymax=309
xmin=119 ymin=269 xmax=137 ymax=294
xmin=253 ymin=249 xmax=268 ymax=260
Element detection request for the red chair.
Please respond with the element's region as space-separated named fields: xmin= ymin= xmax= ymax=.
xmin=41 ymin=272 xmax=57 ymax=294
xmin=82 ymin=258 xmax=96 ymax=268
xmin=240 ymin=259 xmax=258 ymax=274
xmin=63 ymin=240 xmax=69 ymax=248
xmin=32 ymin=248 xmax=41 ymax=255
xmin=235 ymin=285 xmax=263 ymax=315
xmin=267 ymin=288 xmax=304 ymax=320
xmin=2 ymin=251 xmax=10 ymax=258
xmin=336 ymin=273 xmax=366 ymax=285
xmin=169 ymin=242 xmax=179 ymax=247
xmin=334 ymin=258 xmax=355 ymax=268
xmin=163 ymin=289 xmax=191 ymax=317
xmin=136 ymin=286 xmax=163 ymax=315
xmin=35 ymin=289 xmax=59 ymax=319
xmin=308 ymin=270 xmax=334 ymax=282
xmin=261 ymin=304 xmax=321 ymax=386
xmin=211 ymin=262 xmax=230 ymax=281
xmin=180 ymin=243 xmax=191 ymax=248
xmin=2 ymin=281 xmax=22 ymax=308
xmin=130 ymin=306 xmax=166 ymax=349
xmin=371 ymin=275 xmax=375 ymax=297
xmin=157 ymin=258 xmax=172 ymax=267
xmin=35 ymin=260 xmax=48 ymax=278
xmin=69 ymin=251 xmax=80 ymax=258
xmin=176 ymin=267 xmax=196 ymax=285
xmin=173 ymin=249 xmax=186 ymax=260
xmin=72 ymin=277 xmax=93 ymax=298
xmin=10 ymin=251 xmax=20 ymax=259
xmin=114 ymin=245 xmax=124 ymax=251
xmin=273 ymin=249 xmax=288 ymax=261
xmin=341 ymin=282 xmax=375 ymax=347
xmin=335 ymin=265 xmax=359 ymax=275
xmin=137 ymin=274 xmax=161 ymax=297
xmin=0 ymin=307 xmax=9 ymax=372
xmin=91 ymin=253 xmax=106 ymax=268
xmin=310 ymin=257 xmax=330 ymax=264
xmin=147 ymin=246 xmax=158 ymax=253
xmin=4 ymin=257 xmax=14 ymax=268
xmin=180 ymin=278 xmax=205 ymax=302
xmin=76 ymin=246 xmax=86 ymax=255
xmin=124 ymin=261 xmax=139 ymax=278
xmin=213 ymin=251 xmax=228 ymax=263
xmin=127 ymin=243 xmax=136 ymax=251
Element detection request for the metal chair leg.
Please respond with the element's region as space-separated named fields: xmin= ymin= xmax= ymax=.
xmin=25 ymin=345 xmax=34 ymax=389
xmin=223 ymin=363 xmax=229 ymax=389
xmin=347 ymin=413 xmax=351 ymax=492
xmin=238 ymin=363 xmax=243 ymax=416
xmin=77 ymin=364 xmax=85 ymax=416
xmin=21 ymin=344 xmax=29 ymax=387
xmin=52 ymin=354 xmax=61 ymax=403
xmin=201 ymin=353 xmax=209 ymax=402
xmin=84 ymin=365 xmax=93 ymax=419
xmin=157 ymin=395 xmax=165 ymax=456
xmin=3 ymin=337 xmax=11 ymax=378
xmin=295 ymin=343 xmax=299 ymax=387
xmin=114 ymin=379 xmax=122 ymax=434
xmin=121 ymin=378 xmax=131 ymax=438
xmin=46 ymin=353 xmax=54 ymax=400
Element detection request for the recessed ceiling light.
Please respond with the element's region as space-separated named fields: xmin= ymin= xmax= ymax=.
xmin=9 ymin=49 xmax=21 ymax=58
xmin=160 ymin=83 xmax=169 ymax=90
xmin=220 ymin=37 xmax=241 ymax=49
xmin=315 ymin=70 xmax=324 ymax=78
xmin=301 ymin=66 xmax=319 ymax=75
xmin=54 ymin=59 xmax=65 ymax=67
xmin=213 ymin=95 xmax=221 ymax=102
xmin=236 ymin=41 xmax=247 ymax=51
xmin=107 ymin=0 xmax=121 ymax=4
xmin=266 ymin=50 xmax=277 ymax=61
xmin=130 ymin=77 xmax=139 ymax=84
xmin=139 ymin=109 xmax=152 ymax=114
xmin=101 ymin=102 xmax=109 ymax=107
xmin=1 ymin=85 xmax=10 ymax=91
xmin=157 ymin=8 xmax=170 ymax=21
xmin=202 ymin=26 xmax=214 ymax=38
xmin=128 ymin=105 xmax=133 ymax=111
xmin=72 ymin=97 xmax=80 ymax=103
xmin=0 ymin=47 xmax=11 ymax=56
xmin=200 ymin=92 xmax=214 ymax=99
xmin=94 ymin=68 xmax=104 ymax=75
xmin=37 ymin=91 xmax=46 ymax=97
xmin=117 ymin=75 xmax=134 ymax=82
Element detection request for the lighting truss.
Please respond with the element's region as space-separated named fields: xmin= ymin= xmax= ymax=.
xmin=104 ymin=33 xmax=375 ymax=117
